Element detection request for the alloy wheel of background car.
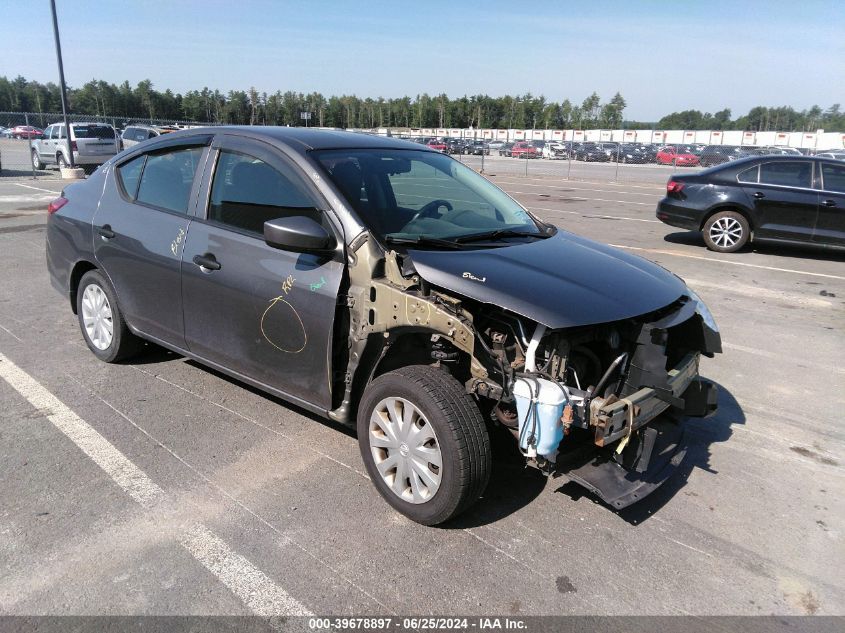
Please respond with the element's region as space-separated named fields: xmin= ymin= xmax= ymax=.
xmin=703 ymin=211 xmax=750 ymax=253
xmin=368 ymin=396 xmax=442 ymax=504
xmin=31 ymin=149 xmax=44 ymax=170
xmin=75 ymin=270 xmax=143 ymax=363
xmin=357 ymin=365 xmax=491 ymax=525
xmin=57 ymin=154 xmax=67 ymax=169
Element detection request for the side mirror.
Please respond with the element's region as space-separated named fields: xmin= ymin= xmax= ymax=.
xmin=263 ymin=216 xmax=336 ymax=253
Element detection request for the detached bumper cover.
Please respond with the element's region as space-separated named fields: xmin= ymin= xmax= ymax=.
xmin=560 ymin=415 xmax=688 ymax=509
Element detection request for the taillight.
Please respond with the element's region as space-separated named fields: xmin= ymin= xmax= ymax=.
xmin=667 ymin=180 xmax=685 ymax=194
xmin=48 ymin=197 xmax=68 ymax=215
xmin=70 ymin=141 xmax=78 ymax=152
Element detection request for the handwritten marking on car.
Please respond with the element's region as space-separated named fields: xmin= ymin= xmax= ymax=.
xmin=170 ymin=227 xmax=186 ymax=256
xmin=462 ymin=272 xmax=487 ymax=283
xmin=281 ymin=274 xmax=295 ymax=295
xmin=260 ymin=297 xmax=307 ymax=354
xmin=310 ymin=276 xmax=327 ymax=292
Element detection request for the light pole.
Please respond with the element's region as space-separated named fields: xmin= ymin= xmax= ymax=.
xmin=50 ymin=0 xmax=74 ymax=168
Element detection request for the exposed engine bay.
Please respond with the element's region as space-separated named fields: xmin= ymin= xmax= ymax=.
xmin=332 ymin=234 xmax=722 ymax=509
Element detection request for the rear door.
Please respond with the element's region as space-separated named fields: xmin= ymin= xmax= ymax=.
xmin=741 ymin=161 xmax=818 ymax=242
xmin=180 ymin=134 xmax=345 ymax=409
xmin=38 ymin=126 xmax=54 ymax=160
xmin=93 ymin=137 xmax=211 ymax=346
xmin=815 ymin=161 xmax=845 ymax=246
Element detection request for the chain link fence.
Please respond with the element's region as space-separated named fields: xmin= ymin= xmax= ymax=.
xmin=416 ymin=134 xmax=693 ymax=186
xmin=0 ymin=111 xmax=215 ymax=179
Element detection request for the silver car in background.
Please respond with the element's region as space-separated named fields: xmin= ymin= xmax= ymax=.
xmin=120 ymin=124 xmax=177 ymax=149
xmin=32 ymin=122 xmax=119 ymax=171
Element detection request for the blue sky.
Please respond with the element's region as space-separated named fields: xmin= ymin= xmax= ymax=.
xmin=1 ymin=0 xmax=843 ymax=120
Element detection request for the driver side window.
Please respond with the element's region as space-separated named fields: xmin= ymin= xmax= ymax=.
xmin=208 ymin=150 xmax=319 ymax=236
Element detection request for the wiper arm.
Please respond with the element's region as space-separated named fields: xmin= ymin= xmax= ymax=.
xmin=384 ymin=235 xmax=466 ymax=250
xmin=454 ymin=228 xmax=552 ymax=244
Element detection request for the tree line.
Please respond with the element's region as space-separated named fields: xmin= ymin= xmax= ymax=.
xmin=1 ymin=75 xmax=842 ymax=132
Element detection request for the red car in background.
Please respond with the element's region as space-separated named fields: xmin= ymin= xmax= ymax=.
xmin=426 ymin=139 xmax=447 ymax=152
xmin=510 ymin=141 xmax=539 ymax=158
xmin=11 ymin=125 xmax=44 ymax=139
xmin=656 ymin=145 xmax=700 ymax=166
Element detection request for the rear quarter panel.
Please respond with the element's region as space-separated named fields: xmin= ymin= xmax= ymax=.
xmin=46 ymin=171 xmax=106 ymax=305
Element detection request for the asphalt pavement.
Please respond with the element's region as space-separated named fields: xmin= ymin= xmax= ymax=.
xmin=0 ymin=172 xmax=842 ymax=618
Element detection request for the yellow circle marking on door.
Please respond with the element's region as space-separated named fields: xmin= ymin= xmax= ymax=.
xmin=260 ymin=296 xmax=307 ymax=354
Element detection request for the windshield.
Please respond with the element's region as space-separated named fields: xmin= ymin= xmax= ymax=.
xmin=72 ymin=124 xmax=116 ymax=139
xmin=313 ymin=149 xmax=542 ymax=244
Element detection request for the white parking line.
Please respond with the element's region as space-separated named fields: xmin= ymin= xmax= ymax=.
xmin=721 ymin=341 xmax=845 ymax=376
xmin=609 ymin=244 xmax=845 ymax=281
xmin=13 ymin=182 xmax=61 ymax=194
xmin=511 ymin=190 xmax=654 ymax=207
xmin=490 ymin=178 xmax=662 ymax=197
xmin=489 ymin=173 xmax=666 ymax=191
xmin=684 ymin=277 xmax=834 ymax=309
xmin=0 ymin=195 xmax=55 ymax=203
xmin=527 ymin=205 xmax=661 ymax=224
xmin=0 ymin=352 xmax=310 ymax=617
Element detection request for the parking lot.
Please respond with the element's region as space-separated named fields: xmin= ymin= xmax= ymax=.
xmin=0 ymin=171 xmax=843 ymax=618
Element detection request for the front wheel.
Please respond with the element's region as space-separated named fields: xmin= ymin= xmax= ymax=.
xmin=357 ymin=366 xmax=491 ymax=525
xmin=703 ymin=210 xmax=750 ymax=253
xmin=31 ymin=149 xmax=44 ymax=170
xmin=57 ymin=153 xmax=67 ymax=170
xmin=76 ymin=270 xmax=143 ymax=362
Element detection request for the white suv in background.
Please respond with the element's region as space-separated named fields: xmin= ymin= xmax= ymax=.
xmin=31 ymin=122 xmax=119 ymax=171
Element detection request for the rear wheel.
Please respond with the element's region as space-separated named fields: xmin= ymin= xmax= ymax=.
xmin=76 ymin=270 xmax=143 ymax=362
xmin=357 ymin=366 xmax=491 ymax=525
xmin=703 ymin=210 xmax=750 ymax=253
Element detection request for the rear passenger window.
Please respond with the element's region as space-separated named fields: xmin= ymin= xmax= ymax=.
xmin=737 ymin=166 xmax=759 ymax=183
xmin=821 ymin=163 xmax=845 ymax=193
xmin=117 ymin=155 xmax=145 ymax=199
xmin=759 ymin=161 xmax=812 ymax=188
xmin=208 ymin=150 xmax=316 ymax=235
xmin=136 ymin=146 xmax=204 ymax=213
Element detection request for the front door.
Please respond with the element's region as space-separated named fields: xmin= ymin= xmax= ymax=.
xmin=93 ymin=140 xmax=209 ymax=346
xmin=815 ymin=161 xmax=845 ymax=246
xmin=742 ymin=160 xmax=818 ymax=242
xmin=181 ymin=135 xmax=344 ymax=409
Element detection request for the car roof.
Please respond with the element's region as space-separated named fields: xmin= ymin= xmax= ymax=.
xmin=124 ymin=125 xmax=436 ymax=156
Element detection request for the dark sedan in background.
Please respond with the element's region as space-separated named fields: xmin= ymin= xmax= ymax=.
xmin=656 ymin=155 xmax=845 ymax=252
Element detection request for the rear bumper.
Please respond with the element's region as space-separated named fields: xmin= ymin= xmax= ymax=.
xmin=656 ymin=199 xmax=701 ymax=230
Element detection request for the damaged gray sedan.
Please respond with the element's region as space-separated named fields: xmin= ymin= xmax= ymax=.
xmin=46 ymin=128 xmax=721 ymax=525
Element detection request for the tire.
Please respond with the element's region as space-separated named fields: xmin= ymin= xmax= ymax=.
xmin=357 ymin=365 xmax=491 ymax=525
xmin=703 ymin=210 xmax=750 ymax=253
xmin=31 ymin=149 xmax=44 ymax=170
xmin=76 ymin=270 xmax=143 ymax=362
xmin=57 ymin=153 xmax=67 ymax=169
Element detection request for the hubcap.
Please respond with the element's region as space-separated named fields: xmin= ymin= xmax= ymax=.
xmin=369 ymin=397 xmax=442 ymax=504
xmin=710 ymin=217 xmax=743 ymax=248
xmin=81 ymin=284 xmax=114 ymax=350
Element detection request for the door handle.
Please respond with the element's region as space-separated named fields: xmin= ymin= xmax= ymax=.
xmin=822 ymin=199 xmax=836 ymax=207
xmin=96 ymin=224 xmax=115 ymax=239
xmin=752 ymin=192 xmax=765 ymax=199
xmin=193 ymin=253 xmax=221 ymax=271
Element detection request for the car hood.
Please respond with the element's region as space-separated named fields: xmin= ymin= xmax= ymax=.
xmin=406 ymin=231 xmax=687 ymax=329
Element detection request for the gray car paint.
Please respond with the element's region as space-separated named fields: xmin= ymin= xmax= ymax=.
xmin=48 ymin=126 xmax=692 ymax=419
